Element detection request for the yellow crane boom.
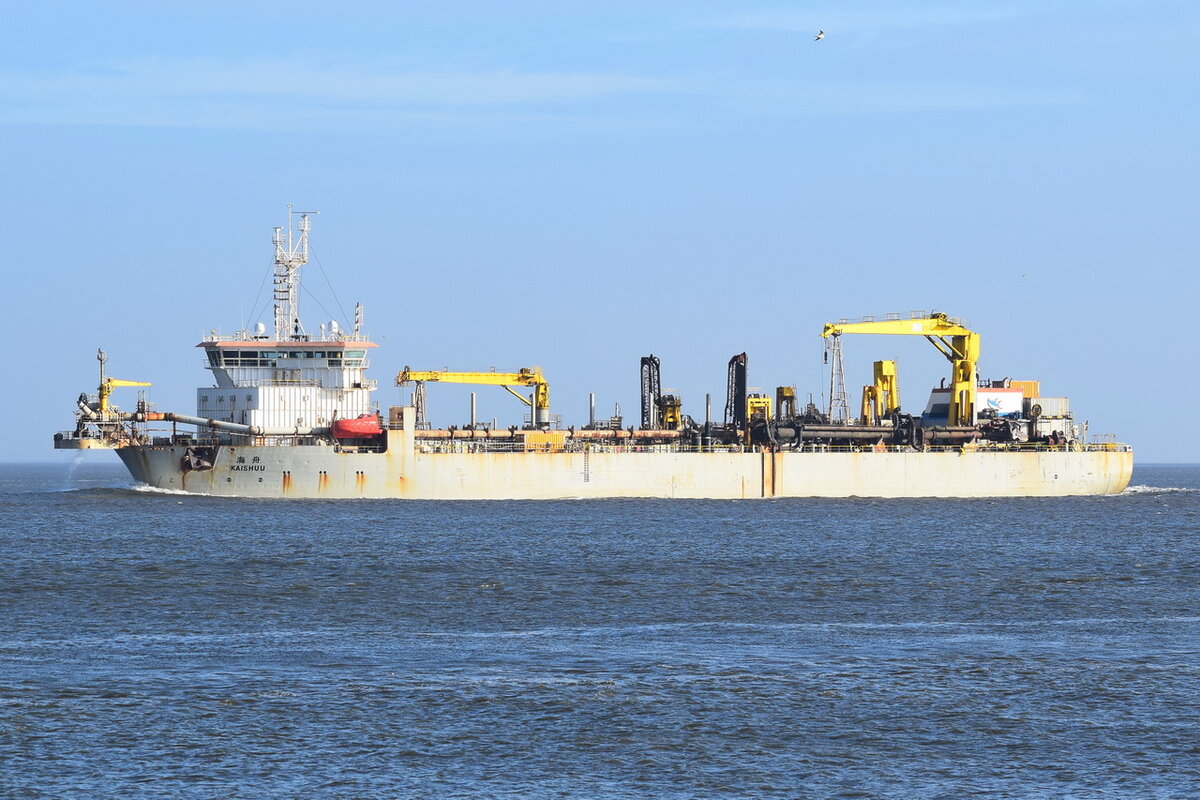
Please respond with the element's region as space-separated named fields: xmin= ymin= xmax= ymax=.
xmin=396 ymin=367 xmax=551 ymax=423
xmin=98 ymin=378 xmax=152 ymax=414
xmin=821 ymin=313 xmax=979 ymax=426
xmin=93 ymin=349 xmax=151 ymax=414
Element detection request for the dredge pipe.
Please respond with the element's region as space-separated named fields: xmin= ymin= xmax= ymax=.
xmin=775 ymin=424 xmax=981 ymax=444
xmin=413 ymin=428 xmax=684 ymax=440
xmin=776 ymin=426 xmax=891 ymax=442
xmin=140 ymin=411 xmax=313 ymax=437
xmin=77 ymin=396 xmax=100 ymax=420
xmin=921 ymin=427 xmax=980 ymax=444
xmin=414 ymin=429 xmax=515 ymax=440
xmin=573 ymin=429 xmax=681 ymax=440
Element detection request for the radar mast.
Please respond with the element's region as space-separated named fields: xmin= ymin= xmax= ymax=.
xmin=272 ymin=205 xmax=318 ymax=341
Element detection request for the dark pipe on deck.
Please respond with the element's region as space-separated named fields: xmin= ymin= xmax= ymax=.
xmin=139 ymin=411 xmax=313 ymax=437
xmin=774 ymin=424 xmax=980 ymax=444
xmin=412 ymin=428 xmax=684 ymax=440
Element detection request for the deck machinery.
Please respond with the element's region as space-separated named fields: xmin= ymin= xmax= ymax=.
xmin=378 ymin=310 xmax=1080 ymax=453
xmin=607 ymin=312 xmax=1073 ymax=451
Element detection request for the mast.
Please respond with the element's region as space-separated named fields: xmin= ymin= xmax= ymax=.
xmin=272 ymin=206 xmax=317 ymax=341
xmin=826 ymin=334 xmax=850 ymax=422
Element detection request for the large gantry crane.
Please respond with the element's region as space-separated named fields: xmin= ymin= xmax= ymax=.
xmin=396 ymin=367 xmax=551 ymax=428
xmin=820 ymin=312 xmax=980 ymax=427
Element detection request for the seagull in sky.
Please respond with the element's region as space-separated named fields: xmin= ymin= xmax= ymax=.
xmin=814 ymin=30 xmax=825 ymax=41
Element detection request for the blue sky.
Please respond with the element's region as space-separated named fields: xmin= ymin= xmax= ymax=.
xmin=3 ymin=1 xmax=1197 ymax=462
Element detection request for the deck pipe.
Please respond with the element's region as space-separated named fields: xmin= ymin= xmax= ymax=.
xmin=138 ymin=411 xmax=314 ymax=437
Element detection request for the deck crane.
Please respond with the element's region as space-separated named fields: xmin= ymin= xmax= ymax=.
xmin=860 ymin=360 xmax=901 ymax=426
xmin=396 ymin=367 xmax=551 ymax=428
xmin=93 ymin=349 xmax=151 ymax=417
xmin=820 ymin=313 xmax=980 ymax=427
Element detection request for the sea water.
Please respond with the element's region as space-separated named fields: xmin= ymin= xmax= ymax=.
xmin=1 ymin=462 xmax=1197 ymax=798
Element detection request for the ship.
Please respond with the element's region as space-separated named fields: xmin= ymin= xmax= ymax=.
xmin=54 ymin=212 xmax=1133 ymax=498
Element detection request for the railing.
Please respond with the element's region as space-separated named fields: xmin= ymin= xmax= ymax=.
xmin=1085 ymin=441 xmax=1133 ymax=452
xmin=214 ymin=376 xmax=324 ymax=387
xmin=201 ymin=331 xmax=375 ymax=344
xmin=332 ymin=442 xmax=387 ymax=454
xmin=834 ymin=310 xmax=964 ymax=326
xmin=408 ymin=440 xmax=1133 ymax=456
xmin=152 ymin=435 xmax=224 ymax=447
xmin=194 ymin=369 xmax=378 ymax=390
xmin=412 ymin=441 xmax=743 ymax=455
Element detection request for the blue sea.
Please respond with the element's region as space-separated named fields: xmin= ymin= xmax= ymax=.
xmin=1 ymin=461 xmax=1198 ymax=798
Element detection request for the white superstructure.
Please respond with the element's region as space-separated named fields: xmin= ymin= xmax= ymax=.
xmin=196 ymin=340 xmax=377 ymax=431
xmin=194 ymin=210 xmax=378 ymax=434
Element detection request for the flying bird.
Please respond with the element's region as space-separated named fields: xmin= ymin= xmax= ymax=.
xmin=814 ymin=30 xmax=825 ymax=41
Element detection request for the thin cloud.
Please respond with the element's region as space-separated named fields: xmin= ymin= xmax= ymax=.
xmin=0 ymin=52 xmax=1082 ymax=131
xmin=722 ymin=81 xmax=1084 ymax=115
xmin=0 ymin=57 xmax=680 ymax=127
xmin=702 ymin=5 xmax=1028 ymax=35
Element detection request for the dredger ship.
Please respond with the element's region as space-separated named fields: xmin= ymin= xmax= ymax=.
xmin=54 ymin=213 xmax=1133 ymax=498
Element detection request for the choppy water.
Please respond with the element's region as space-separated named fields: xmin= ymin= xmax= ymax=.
xmin=2 ymin=461 xmax=1198 ymax=798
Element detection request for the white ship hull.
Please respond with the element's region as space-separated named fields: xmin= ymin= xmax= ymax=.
xmin=117 ymin=431 xmax=1133 ymax=499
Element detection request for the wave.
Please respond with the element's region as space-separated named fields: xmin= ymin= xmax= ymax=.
xmin=415 ymin=615 xmax=1200 ymax=639
xmin=50 ymin=483 xmax=148 ymax=495
xmin=1122 ymin=484 xmax=1199 ymax=495
xmin=127 ymin=482 xmax=212 ymax=496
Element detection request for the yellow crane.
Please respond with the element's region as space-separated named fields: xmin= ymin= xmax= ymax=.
xmin=821 ymin=313 xmax=980 ymax=427
xmin=95 ymin=349 xmax=151 ymax=415
xmin=860 ymin=360 xmax=900 ymax=425
xmin=396 ymin=366 xmax=551 ymax=426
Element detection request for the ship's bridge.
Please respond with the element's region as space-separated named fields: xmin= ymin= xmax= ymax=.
xmin=198 ymin=337 xmax=379 ymax=390
xmin=196 ymin=335 xmax=379 ymax=432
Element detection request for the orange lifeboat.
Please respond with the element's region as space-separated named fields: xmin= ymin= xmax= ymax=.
xmin=331 ymin=414 xmax=383 ymax=439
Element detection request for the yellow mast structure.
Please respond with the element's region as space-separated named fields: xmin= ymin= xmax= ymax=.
xmin=821 ymin=313 xmax=980 ymax=427
xmin=860 ymin=360 xmax=901 ymax=425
